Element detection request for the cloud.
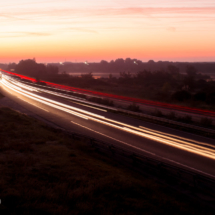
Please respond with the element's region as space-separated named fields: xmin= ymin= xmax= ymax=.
xmin=0 ymin=0 xmax=69 ymax=8
xmin=1 ymin=6 xmax=215 ymax=34
xmin=0 ymin=32 xmax=51 ymax=38
xmin=68 ymin=28 xmax=98 ymax=34
xmin=4 ymin=6 xmax=215 ymax=18
xmin=80 ymin=7 xmax=215 ymax=17
xmin=167 ymin=27 xmax=176 ymax=32
xmin=26 ymin=32 xmax=52 ymax=36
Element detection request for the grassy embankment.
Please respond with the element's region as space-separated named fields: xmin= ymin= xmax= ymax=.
xmin=85 ymin=83 xmax=215 ymax=111
xmin=0 ymin=92 xmax=4 ymax=99
xmin=0 ymin=106 xmax=214 ymax=214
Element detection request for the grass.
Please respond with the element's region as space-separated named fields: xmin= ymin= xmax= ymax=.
xmin=0 ymin=92 xmax=4 ymax=99
xmin=0 ymin=107 xmax=214 ymax=214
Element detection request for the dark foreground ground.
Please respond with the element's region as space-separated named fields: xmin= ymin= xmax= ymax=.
xmin=0 ymin=103 xmax=214 ymax=214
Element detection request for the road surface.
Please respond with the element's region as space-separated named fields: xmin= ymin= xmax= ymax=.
xmin=1 ymin=74 xmax=215 ymax=178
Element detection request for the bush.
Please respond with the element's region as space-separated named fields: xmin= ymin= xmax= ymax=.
xmin=179 ymin=115 xmax=192 ymax=123
xmin=153 ymin=109 xmax=163 ymax=117
xmin=200 ymin=117 xmax=212 ymax=127
xmin=22 ymin=79 xmax=33 ymax=84
xmin=88 ymin=97 xmax=114 ymax=106
xmin=168 ymin=111 xmax=176 ymax=120
xmin=127 ymin=103 xmax=140 ymax=112
xmin=75 ymin=93 xmax=87 ymax=99
xmin=36 ymin=81 xmax=47 ymax=86
xmin=193 ymin=92 xmax=206 ymax=101
xmin=171 ymin=90 xmax=191 ymax=102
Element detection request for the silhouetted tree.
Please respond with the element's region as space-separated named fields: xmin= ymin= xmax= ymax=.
xmin=125 ymin=58 xmax=133 ymax=65
xmin=15 ymin=59 xmax=46 ymax=79
xmin=115 ymin=58 xmax=124 ymax=65
xmin=7 ymin=63 xmax=17 ymax=71
xmin=206 ymin=92 xmax=215 ymax=105
xmin=81 ymin=72 xmax=93 ymax=80
xmin=167 ymin=65 xmax=179 ymax=74
xmin=194 ymin=92 xmax=206 ymax=101
xmin=184 ymin=66 xmax=198 ymax=89
xmin=172 ymin=90 xmax=191 ymax=102
xmin=46 ymin=65 xmax=59 ymax=75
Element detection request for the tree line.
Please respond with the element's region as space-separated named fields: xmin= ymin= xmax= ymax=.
xmin=6 ymin=59 xmax=215 ymax=109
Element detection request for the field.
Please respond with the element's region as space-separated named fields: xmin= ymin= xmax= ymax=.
xmin=0 ymin=106 xmax=214 ymax=214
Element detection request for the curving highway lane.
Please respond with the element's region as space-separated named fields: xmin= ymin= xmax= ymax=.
xmin=1 ymin=74 xmax=215 ymax=178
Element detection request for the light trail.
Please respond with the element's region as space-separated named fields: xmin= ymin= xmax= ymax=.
xmin=71 ymin=121 xmax=215 ymax=179
xmin=1 ymin=79 xmax=89 ymax=120
xmin=6 ymin=77 xmax=213 ymax=150
xmin=9 ymin=78 xmax=108 ymax=113
xmin=19 ymin=97 xmax=49 ymax=112
xmin=5 ymin=76 xmax=117 ymax=111
xmin=1 ymin=76 xmax=215 ymax=160
xmin=14 ymin=81 xmax=38 ymax=92
xmin=139 ymin=125 xmax=215 ymax=149
xmin=3 ymin=69 xmax=215 ymax=117
xmin=2 ymin=76 xmax=104 ymax=119
xmin=70 ymin=120 xmax=155 ymax=156
xmin=70 ymin=101 xmax=107 ymax=112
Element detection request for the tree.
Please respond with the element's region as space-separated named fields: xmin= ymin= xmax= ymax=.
xmin=167 ymin=65 xmax=179 ymax=74
xmin=46 ymin=65 xmax=59 ymax=75
xmin=162 ymin=82 xmax=171 ymax=94
xmin=7 ymin=63 xmax=17 ymax=71
xmin=100 ymin=60 xmax=108 ymax=65
xmin=115 ymin=58 xmax=124 ymax=65
xmin=186 ymin=65 xmax=197 ymax=77
xmin=172 ymin=90 xmax=191 ymax=102
xmin=119 ymin=71 xmax=131 ymax=79
xmin=125 ymin=58 xmax=133 ymax=65
xmin=15 ymin=59 xmax=46 ymax=78
xmin=81 ymin=72 xmax=93 ymax=80
xmin=183 ymin=65 xmax=198 ymax=89
xmin=194 ymin=92 xmax=206 ymax=101
xmin=148 ymin=60 xmax=155 ymax=64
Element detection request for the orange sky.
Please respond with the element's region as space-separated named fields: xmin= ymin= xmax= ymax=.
xmin=0 ymin=1 xmax=215 ymax=63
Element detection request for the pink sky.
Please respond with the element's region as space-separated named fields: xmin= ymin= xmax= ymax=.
xmin=0 ymin=0 xmax=215 ymax=63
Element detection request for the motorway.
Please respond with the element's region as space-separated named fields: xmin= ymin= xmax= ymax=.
xmin=1 ymin=74 xmax=215 ymax=178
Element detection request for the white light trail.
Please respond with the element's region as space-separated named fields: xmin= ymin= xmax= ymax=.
xmin=1 ymin=76 xmax=215 ymax=160
xmin=6 ymin=76 xmax=118 ymax=111
xmin=1 ymin=79 xmax=89 ymax=120
xmin=19 ymin=97 xmax=49 ymax=112
xmin=71 ymin=101 xmax=107 ymax=112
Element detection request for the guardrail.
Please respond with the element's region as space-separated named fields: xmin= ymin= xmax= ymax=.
xmin=2 ymin=69 xmax=215 ymax=117
xmin=2 ymin=73 xmax=215 ymax=206
xmin=64 ymin=130 xmax=215 ymax=207
xmin=4 ymin=73 xmax=215 ymax=135
xmin=116 ymin=109 xmax=215 ymax=134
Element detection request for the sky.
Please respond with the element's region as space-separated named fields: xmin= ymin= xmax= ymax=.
xmin=0 ymin=0 xmax=215 ymax=63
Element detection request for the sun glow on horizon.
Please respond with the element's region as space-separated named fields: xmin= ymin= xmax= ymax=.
xmin=0 ymin=0 xmax=215 ymax=63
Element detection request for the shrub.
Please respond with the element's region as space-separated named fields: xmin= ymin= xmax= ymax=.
xmin=127 ymin=103 xmax=140 ymax=112
xmin=171 ymin=90 xmax=191 ymax=102
xmin=88 ymin=97 xmax=114 ymax=106
xmin=75 ymin=93 xmax=87 ymax=99
xmin=153 ymin=109 xmax=163 ymax=117
xmin=36 ymin=81 xmax=47 ymax=86
xmin=193 ymin=92 xmax=206 ymax=101
xmin=200 ymin=117 xmax=212 ymax=127
xmin=22 ymin=79 xmax=33 ymax=84
xmin=168 ymin=111 xmax=176 ymax=120
xmin=179 ymin=115 xmax=192 ymax=123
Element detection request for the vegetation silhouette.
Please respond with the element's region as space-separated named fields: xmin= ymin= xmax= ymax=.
xmin=7 ymin=58 xmax=215 ymax=110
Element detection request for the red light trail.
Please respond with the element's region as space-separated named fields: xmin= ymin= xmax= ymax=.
xmin=2 ymin=69 xmax=215 ymax=117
